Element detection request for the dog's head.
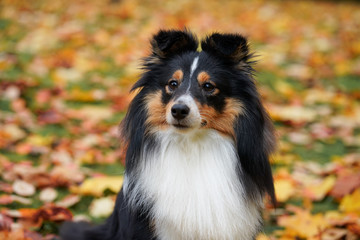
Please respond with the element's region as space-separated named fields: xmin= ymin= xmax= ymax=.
xmin=134 ymin=30 xmax=254 ymax=137
xmin=122 ymin=30 xmax=276 ymax=205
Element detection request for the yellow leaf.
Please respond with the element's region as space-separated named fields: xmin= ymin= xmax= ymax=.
xmin=274 ymin=179 xmax=295 ymax=202
xmin=340 ymin=188 xmax=360 ymax=215
xmin=75 ymin=106 xmax=113 ymax=122
xmin=256 ymin=234 xmax=271 ymax=240
xmin=278 ymin=209 xmax=328 ymax=238
xmin=269 ymin=105 xmax=317 ymax=123
xmin=334 ymin=61 xmax=351 ymax=76
xmin=89 ymin=196 xmax=115 ymax=218
xmin=303 ymin=175 xmax=336 ymax=201
xmin=71 ymin=176 xmax=123 ymax=197
xmin=26 ymin=135 xmax=53 ymax=147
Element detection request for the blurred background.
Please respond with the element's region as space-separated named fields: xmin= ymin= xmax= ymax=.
xmin=0 ymin=0 xmax=359 ymax=239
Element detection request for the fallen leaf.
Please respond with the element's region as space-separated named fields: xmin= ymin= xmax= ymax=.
xmin=68 ymin=106 xmax=113 ymax=122
xmin=321 ymin=228 xmax=347 ymax=240
xmin=278 ymin=208 xmax=328 ymax=238
xmin=37 ymin=109 xmax=64 ymax=125
xmin=56 ymin=195 xmax=81 ymax=208
xmin=39 ymin=188 xmax=58 ymax=203
xmin=268 ymin=104 xmax=317 ymax=124
xmin=12 ymin=180 xmax=36 ymax=197
xmin=0 ymin=195 xmax=32 ymax=205
xmin=288 ymin=131 xmax=312 ymax=145
xmin=0 ymin=195 xmax=13 ymax=205
xmin=70 ymin=176 xmax=123 ymax=196
xmin=0 ymin=213 xmax=13 ymax=231
xmin=8 ymin=206 xmax=73 ymax=229
xmin=0 ymin=124 xmax=26 ymax=142
xmin=348 ymin=224 xmax=360 ymax=236
xmin=330 ymin=172 xmax=360 ymax=199
xmin=340 ymin=189 xmax=360 ymax=215
xmin=274 ymin=179 xmax=295 ymax=202
xmin=89 ymin=196 xmax=115 ymax=218
xmin=325 ymin=211 xmax=358 ymax=226
xmin=0 ymin=182 xmax=13 ymax=193
xmin=303 ymin=175 xmax=336 ymax=201
xmin=0 ymin=229 xmax=32 ymax=240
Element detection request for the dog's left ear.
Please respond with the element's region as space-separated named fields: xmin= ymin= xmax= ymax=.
xmin=151 ymin=29 xmax=199 ymax=58
xmin=201 ymin=33 xmax=253 ymax=67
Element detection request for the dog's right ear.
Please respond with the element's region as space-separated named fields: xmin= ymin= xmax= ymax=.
xmin=150 ymin=29 xmax=198 ymax=58
xmin=201 ymin=33 xmax=254 ymax=71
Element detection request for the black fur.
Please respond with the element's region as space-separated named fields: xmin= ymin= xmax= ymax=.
xmin=202 ymin=33 xmax=275 ymax=204
xmin=60 ymin=189 xmax=154 ymax=240
xmin=60 ymin=29 xmax=276 ymax=240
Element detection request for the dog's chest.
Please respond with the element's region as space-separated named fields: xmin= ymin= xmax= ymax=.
xmin=137 ymin=131 xmax=262 ymax=240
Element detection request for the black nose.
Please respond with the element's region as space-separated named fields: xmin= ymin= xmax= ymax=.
xmin=171 ymin=104 xmax=190 ymax=120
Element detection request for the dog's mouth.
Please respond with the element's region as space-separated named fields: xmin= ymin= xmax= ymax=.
xmin=173 ymin=123 xmax=190 ymax=129
xmin=172 ymin=120 xmax=207 ymax=130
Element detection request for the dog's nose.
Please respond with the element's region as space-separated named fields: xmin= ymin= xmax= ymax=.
xmin=171 ymin=104 xmax=190 ymax=120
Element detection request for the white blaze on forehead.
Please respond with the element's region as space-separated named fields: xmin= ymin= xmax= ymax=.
xmin=187 ymin=56 xmax=199 ymax=92
xmin=190 ymin=56 xmax=199 ymax=78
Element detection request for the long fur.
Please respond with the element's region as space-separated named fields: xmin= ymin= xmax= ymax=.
xmin=60 ymin=29 xmax=276 ymax=240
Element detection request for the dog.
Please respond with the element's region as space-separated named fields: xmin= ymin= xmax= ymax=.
xmin=60 ymin=29 xmax=276 ymax=240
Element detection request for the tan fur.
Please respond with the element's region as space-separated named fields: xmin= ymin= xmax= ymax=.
xmin=197 ymin=71 xmax=210 ymax=84
xmin=197 ymin=71 xmax=219 ymax=95
xmin=199 ymin=99 xmax=244 ymax=138
xmin=172 ymin=69 xmax=183 ymax=81
xmin=146 ymin=91 xmax=167 ymax=129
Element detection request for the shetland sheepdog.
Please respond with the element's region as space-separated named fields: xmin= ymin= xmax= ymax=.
xmin=60 ymin=29 xmax=276 ymax=240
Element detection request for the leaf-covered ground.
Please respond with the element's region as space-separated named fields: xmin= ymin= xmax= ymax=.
xmin=0 ymin=0 xmax=360 ymax=239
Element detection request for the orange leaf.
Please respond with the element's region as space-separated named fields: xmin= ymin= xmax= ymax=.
xmin=278 ymin=208 xmax=328 ymax=238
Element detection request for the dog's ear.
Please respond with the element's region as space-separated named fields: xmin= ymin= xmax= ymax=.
xmin=151 ymin=29 xmax=198 ymax=58
xmin=201 ymin=33 xmax=253 ymax=68
xmin=235 ymin=102 xmax=277 ymax=206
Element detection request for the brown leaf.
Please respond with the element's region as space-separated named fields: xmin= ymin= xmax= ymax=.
xmin=8 ymin=205 xmax=73 ymax=229
xmin=31 ymin=205 xmax=73 ymax=223
xmin=50 ymin=165 xmax=85 ymax=187
xmin=348 ymin=224 xmax=360 ymax=236
xmin=37 ymin=109 xmax=64 ymax=124
xmin=330 ymin=172 xmax=360 ymax=199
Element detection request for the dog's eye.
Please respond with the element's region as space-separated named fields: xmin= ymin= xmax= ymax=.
xmin=202 ymin=82 xmax=215 ymax=92
xmin=168 ymin=80 xmax=179 ymax=90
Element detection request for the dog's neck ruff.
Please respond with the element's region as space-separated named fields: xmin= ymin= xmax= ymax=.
xmin=125 ymin=129 xmax=262 ymax=240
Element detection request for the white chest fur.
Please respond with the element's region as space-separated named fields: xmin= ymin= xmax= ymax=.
xmin=127 ymin=129 xmax=262 ymax=240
